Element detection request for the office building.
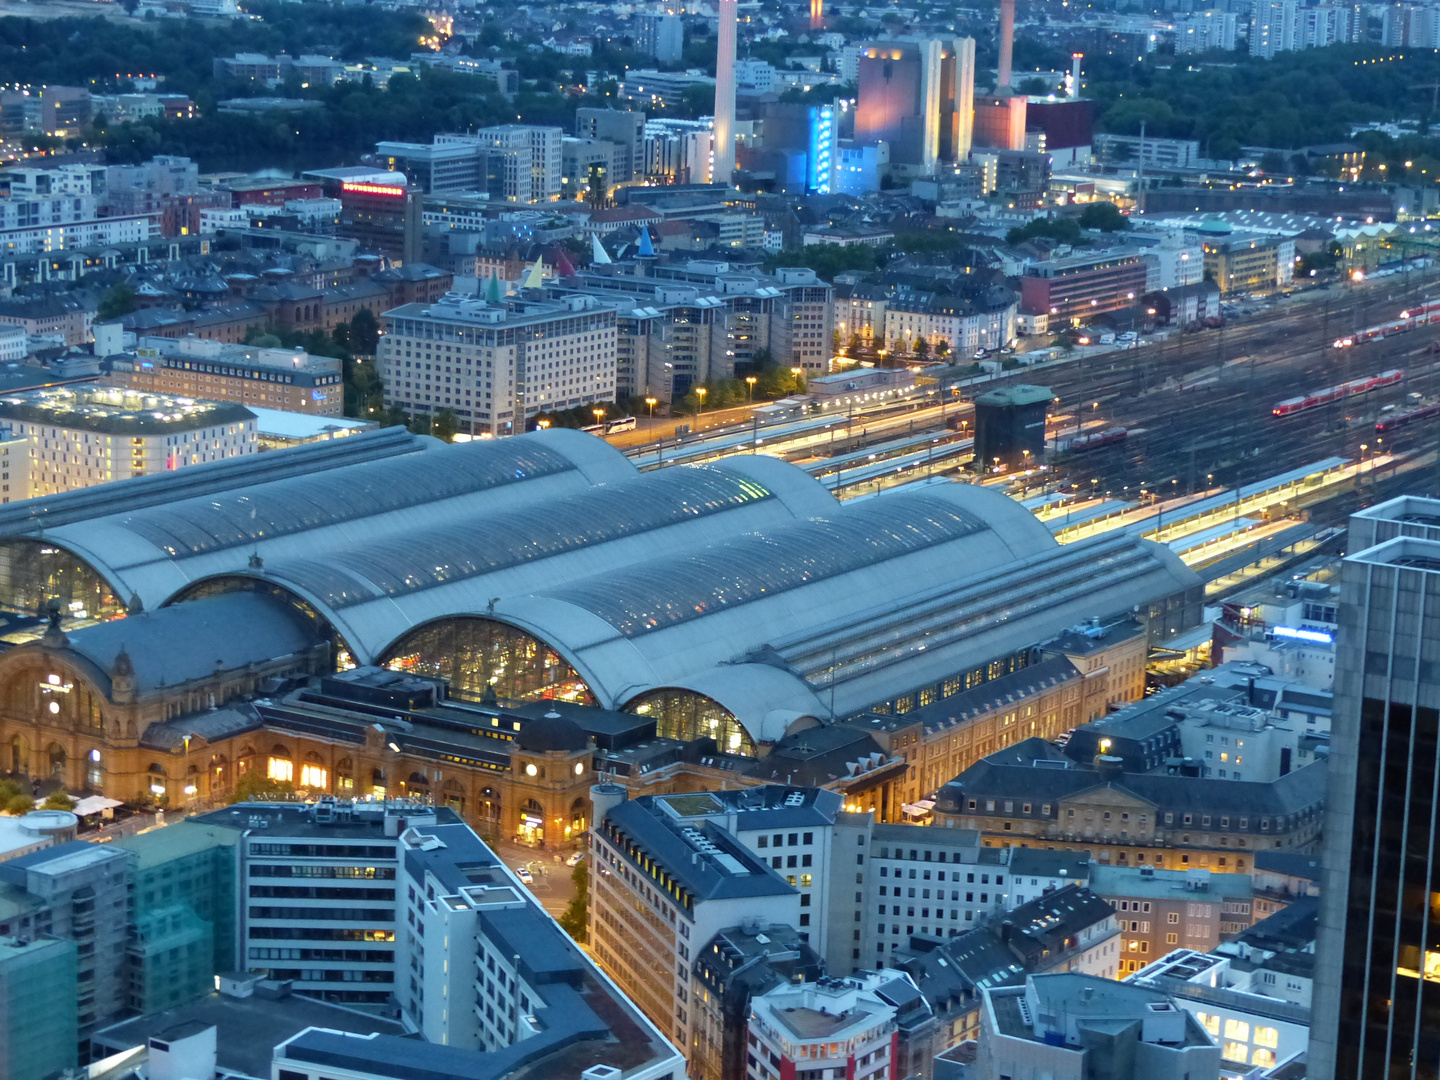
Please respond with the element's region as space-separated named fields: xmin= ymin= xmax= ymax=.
xmin=1312 ymin=495 xmax=1440 ymax=1080
xmin=1199 ymin=225 xmax=1296 ymax=294
xmin=576 ymin=107 xmax=647 ymax=183
xmin=636 ymin=12 xmax=684 ymax=62
xmin=108 ymin=335 xmax=345 ymax=415
xmin=1019 ymin=250 xmax=1150 ymax=327
xmin=978 ymin=973 xmax=1222 ymax=1080
xmin=375 ymin=140 xmax=482 ymax=194
xmin=336 ymin=175 xmax=423 ymax=263
xmin=0 ymin=842 xmax=128 ymax=1039
xmin=378 ymin=291 xmax=619 ymax=437
xmin=450 ymin=126 xmax=564 ymax=204
xmin=0 ymin=428 xmax=30 ymax=505
xmin=111 ymin=823 xmax=238 ymax=1015
xmin=0 ymin=935 xmax=77 ymax=1080
xmin=933 ymin=738 xmax=1325 ymax=872
xmin=561 ymin=136 xmax=618 ymax=200
xmin=590 ymin=785 xmax=802 ymax=1050
xmin=946 ymin=38 xmax=976 ymax=164
xmin=0 ymin=387 xmax=255 ymax=496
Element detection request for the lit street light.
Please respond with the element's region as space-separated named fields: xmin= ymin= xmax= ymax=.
xmin=695 ymin=386 xmax=707 ymax=421
xmin=644 ymin=396 xmax=658 ymax=419
xmin=745 ymin=375 xmax=757 ymax=402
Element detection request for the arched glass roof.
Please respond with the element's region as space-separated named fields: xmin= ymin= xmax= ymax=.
xmin=543 ymin=494 xmax=983 ymax=637
xmin=118 ymin=440 xmax=578 ymax=558
xmin=266 ymin=464 xmax=778 ymax=610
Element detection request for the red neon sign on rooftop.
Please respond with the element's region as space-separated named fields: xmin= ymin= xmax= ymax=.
xmin=342 ymin=182 xmax=406 ymax=197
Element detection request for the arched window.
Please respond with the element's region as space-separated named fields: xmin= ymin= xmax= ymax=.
xmin=442 ymin=778 xmax=466 ymax=814
xmin=0 ymin=539 xmax=124 ymax=624
xmin=85 ymin=748 xmax=103 ymax=792
xmin=625 ymin=688 xmax=754 ymax=756
xmin=236 ymin=745 xmax=258 ymax=777
xmin=383 ymin=618 xmax=592 ymax=705
xmin=267 ymin=745 xmax=293 ymax=783
xmin=371 ymin=767 xmax=386 ymax=798
xmin=10 ymin=734 xmax=30 ymax=775
xmin=209 ymin=753 xmax=229 ymax=792
xmin=47 ymin=743 xmax=66 ymax=781
xmin=300 ymin=752 xmax=327 ymax=790
xmin=569 ymin=797 xmax=587 ymax=836
xmin=335 ymin=757 xmax=355 ymax=793
xmin=406 ymin=772 xmax=431 ymax=801
xmin=480 ymin=786 xmax=501 ymax=822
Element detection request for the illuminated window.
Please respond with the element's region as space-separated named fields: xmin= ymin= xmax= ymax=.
xmin=1196 ymin=1012 xmax=1220 ymax=1036
xmin=801 ymin=874 xmax=812 ymax=887
xmin=1253 ymin=1026 xmax=1279 ymax=1049
xmin=267 ymin=757 xmax=294 ymax=783
xmin=1223 ymin=1042 xmax=1249 ymax=1063
xmin=1224 ymin=1019 xmax=1250 ymax=1041
xmin=300 ymin=764 xmax=327 ymax=788
xmin=1253 ymin=1049 xmax=1277 ymax=1068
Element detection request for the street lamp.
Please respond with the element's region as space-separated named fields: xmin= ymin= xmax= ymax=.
xmin=644 ymin=396 xmax=657 ymax=418
xmin=593 ymin=407 xmax=606 ymax=428
xmin=790 ymin=367 xmax=803 ymax=382
xmin=745 ymin=375 xmax=757 ymax=402
xmin=695 ymin=386 xmax=707 ymax=419
xmin=536 ymin=419 xmax=551 ymax=430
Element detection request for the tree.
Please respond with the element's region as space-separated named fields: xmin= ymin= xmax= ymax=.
xmin=432 ymin=408 xmax=460 ymax=442
xmin=4 ymin=793 xmax=34 ymax=815
xmin=1007 ymin=217 xmax=1083 ymax=247
xmin=227 ymin=772 xmax=295 ymax=805
xmin=348 ymin=306 xmax=381 ymax=356
xmin=97 ymin=284 xmax=138 ymax=322
xmin=41 ymin=791 xmax=75 ymax=811
xmin=1078 ymin=201 xmax=1130 ymax=232
xmin=913 ymin=337 xmax=930 ymax=359
xmin=0 ymin=779 xmax=21 ymax=804
xmin=558 ymin=860 xmax=589 ymax=942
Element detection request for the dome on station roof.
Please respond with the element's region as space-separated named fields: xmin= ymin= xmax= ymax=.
xmin=515 ymin=709 xmax=590 ymax=753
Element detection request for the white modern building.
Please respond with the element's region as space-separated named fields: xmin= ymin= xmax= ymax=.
xmin=0 ymin=387 xmax=256 ymax=496
xmin=378 ymin=292 xmax=619 ymax=438
xmin=438 ymin=126 xmax=564 ymax=204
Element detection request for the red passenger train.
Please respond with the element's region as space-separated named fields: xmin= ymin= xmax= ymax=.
xmin=1335 ymin=298 xmax=1440 ymax=347
xmin=1273 ymin=370 xmax=1404 ymax=417
xmin=1376 ymin=401 xmax=1440 ymax=433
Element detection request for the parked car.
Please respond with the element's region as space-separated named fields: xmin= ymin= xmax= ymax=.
xmin=516 ymin=867 xmax=534 ymax=885
xmin=566 ymin=852 xmax=586 ymax=867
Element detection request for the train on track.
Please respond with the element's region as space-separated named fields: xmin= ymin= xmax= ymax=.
xmin=1376 ymin=400 xmax=1440 ymax=433
xmin=1335 ymin=298 xmax=1440 ymax=347
xmin=1272 ymin=370 xmax=1404 ymax=417
xmin=1063 ymin=427 xmax=1129 ymax=452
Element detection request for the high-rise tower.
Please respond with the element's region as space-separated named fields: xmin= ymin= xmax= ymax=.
xmin=713 ymin=0 xmax=738 ymax=182
xmin=1312 ymin=495 xmax=1440 ymax=1080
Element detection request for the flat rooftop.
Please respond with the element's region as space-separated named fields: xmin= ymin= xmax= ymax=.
xmin=0 ymin=387 xmax=253 ymax=435
xmin=91 ymin=990 xmax=406 ymax=1079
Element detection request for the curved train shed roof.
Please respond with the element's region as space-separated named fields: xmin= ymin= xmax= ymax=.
xmin=0 ymin=428 xmax=1199 ymax=744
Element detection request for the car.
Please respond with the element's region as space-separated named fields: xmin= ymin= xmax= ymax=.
xmin=516 ymin=867 xmax=534 ymax=885
xmin=566 ymin=852 xmax=586 ymax=867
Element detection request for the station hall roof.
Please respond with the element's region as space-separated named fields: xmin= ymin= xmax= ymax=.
xmin=0 ymin=428 xmax=1199 ymax=746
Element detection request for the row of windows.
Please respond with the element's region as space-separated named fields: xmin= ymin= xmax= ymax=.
xmin=881 ymin=866 xmax=1002 ymax=884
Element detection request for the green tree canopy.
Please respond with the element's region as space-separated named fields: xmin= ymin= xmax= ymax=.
xmin=227 ymin=773 xmax=296 ymax=805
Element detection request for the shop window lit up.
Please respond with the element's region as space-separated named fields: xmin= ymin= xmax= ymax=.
xmin=268 ymin=757 xmax=294 ymax=783
xmin=300 ymin=764 xmax=327 ymax=788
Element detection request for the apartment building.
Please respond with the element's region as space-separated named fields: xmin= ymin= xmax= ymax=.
xmin=0 ymin=388 xmax=256 ymax=496
xmin=882 ymin=290 xmax=1018 ymax=356
xmin=933 ymin=738 xmax=1325 ymax=873
xmin=1019 ymin=250 xmax=1149 ymax=327
xmin=378 ymin=291 xmax=619 ymax=437
xmin=440 ymin=126 xmax=564 ymax=204
xmin=0 ymin=295 xmax=93 ymax=347
xmin=0 ymin=935 xmax=77 ymax=1080
xmin=110 ymin=335 xmax=346 ymax=415
xmin=747 ymin=971 xmax=917 ymax=1080
xmin=0 ymin=427 xmax=31 ymax=504
xmin=1087 ymin=864 xmax=1257 ymax=976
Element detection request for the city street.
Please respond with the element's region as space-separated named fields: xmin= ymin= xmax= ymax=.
xmin=487 ymin=834 xmax=582 ymax=919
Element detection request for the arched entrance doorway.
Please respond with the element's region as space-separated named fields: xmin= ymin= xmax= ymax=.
xmin=10 ymin=734 xmax=30 ymax=775
xmin=519 ymin=799 xmax=545 ymax=845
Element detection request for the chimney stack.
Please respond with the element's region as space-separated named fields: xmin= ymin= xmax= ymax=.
xmin=713 ymin=0 xmax=738 ymax=182
xmin=997 ymin=0 xmax=1015 ymax=90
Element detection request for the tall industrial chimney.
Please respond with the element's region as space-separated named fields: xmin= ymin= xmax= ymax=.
xmin=997 ymin=0 xmax=1015 ymax=90
xmin=1070 ymin=52 xmax=1083 ymax=96
xmin=810 ymin=0 xmax=823 ymax=31
xmin=713 ymin=0 xmax=738 ymax=183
